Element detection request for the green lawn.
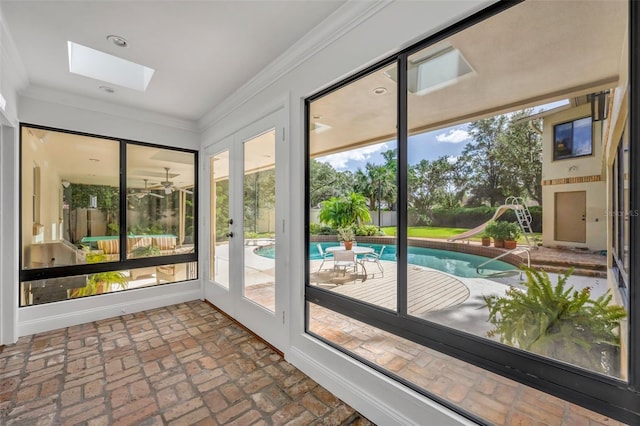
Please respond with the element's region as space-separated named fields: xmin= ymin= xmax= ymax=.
xmin=381 ymin=226 xmax=542 ymax=244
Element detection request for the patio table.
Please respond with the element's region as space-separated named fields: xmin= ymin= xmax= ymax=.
xmin=325 ymin=245 xmax=374 ymax=281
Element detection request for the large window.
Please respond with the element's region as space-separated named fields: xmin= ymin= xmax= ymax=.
xmin=20 ymin=125 xmax=197 ymax=306
xmin=306 ymin=1 xmax=638 ymax=424
xmin=553 ymin=117 xmax=593 ymax=160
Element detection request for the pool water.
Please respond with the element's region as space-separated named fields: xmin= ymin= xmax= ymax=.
xmin=255 ymin=243 xmax=515 ymax=278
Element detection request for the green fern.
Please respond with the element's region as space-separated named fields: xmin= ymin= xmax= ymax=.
xmin=70 ymin=252 xmax=128 ymax=298
xmin=484 ymin=268 xmax=626 ymax=374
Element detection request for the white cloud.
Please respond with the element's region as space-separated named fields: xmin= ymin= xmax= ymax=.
xmin=435 ymin=129 xmax=470 ymax=143
xmin=317 ymin=142 xmax=388 ymax=170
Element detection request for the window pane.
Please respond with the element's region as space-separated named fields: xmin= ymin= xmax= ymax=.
xmin=243 ymin=131 xmax=276 ymax=311
xmin=20 ymin=261 xmax=197 ymax=306
xmin=308 ymin=302 xmax=626 ymax=426
xmin=126 ymin=145 xmax=195 ymax=259
xmin=210 ymin=150 xmax=230 ymax=287
xmin=405 ymin=1 xmax=627 ymax=379
xmin=21 ymin=127 xmax=120 ymax=269
xmin=308 ymin=64 xmax=397 ymax=310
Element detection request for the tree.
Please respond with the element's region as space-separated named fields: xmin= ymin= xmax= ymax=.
xmin=458 ymin=115 xmax=509 ymax=206
xmin=354 ymin=163 xmax=396 ymax=210
xmin=457 ymin=110 xmax=542 ymax=206
xmin=309 ymin=160 xmax=354 ymax=208
xmin=244 ymin=169 xmax=275 ymax=234
xmin=502 ymin=111 xmax=543 ymax=203
xmin=408 ymin=157 xmax=456 ymax=225
xmin=318 ymin=192 xmax=371 ymax=228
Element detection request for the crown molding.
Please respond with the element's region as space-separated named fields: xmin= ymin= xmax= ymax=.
xmin=20 ymin=85 xmax=199 ymax=133
xmin=198 ymin=0 xmax=392 ymax=132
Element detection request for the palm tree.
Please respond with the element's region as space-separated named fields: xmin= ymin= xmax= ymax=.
xmin=318 ymin=192 xmax=371 ymax=228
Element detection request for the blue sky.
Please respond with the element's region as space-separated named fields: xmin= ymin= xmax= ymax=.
xmin=316 ymin=124 xmax=471 ymax=171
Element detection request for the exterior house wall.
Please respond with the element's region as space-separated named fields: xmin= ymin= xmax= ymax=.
xmin=602 ymin=26 xmax=630 ymax=378
xmin=541 ymin=103 xmax=607 ymax=250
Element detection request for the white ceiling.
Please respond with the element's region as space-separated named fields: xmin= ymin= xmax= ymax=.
xmin=1 ymin=0 xmax=346 ymax=122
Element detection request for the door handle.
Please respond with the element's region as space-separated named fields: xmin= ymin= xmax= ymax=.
xmin=225 ymin=232 xmax=234 ymax=238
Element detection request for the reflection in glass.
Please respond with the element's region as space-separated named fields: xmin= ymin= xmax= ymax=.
xmin=243 ymin=130 xmax=276 ymax=311
xmin=21 ymin=127 xmax=120 ymax=269
xmin=211 ymin=150 xmax=230 ymax=288
xmin=126 ymin=145 xmax=195 ymax=259
xmin=20 ymin=261 xmax=198 ymax=306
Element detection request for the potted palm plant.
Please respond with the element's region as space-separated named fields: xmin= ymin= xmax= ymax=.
xmin=338 ymin=227 xmax=356 ymax=250
xmin=485 ymin=221 xmax=508 ymax=248
xmin=503 ymin=222 xmax=522 ymax=249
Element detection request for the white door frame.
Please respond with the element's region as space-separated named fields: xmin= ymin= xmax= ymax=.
xmin=204 ymin=104 xmax=288 ymax=352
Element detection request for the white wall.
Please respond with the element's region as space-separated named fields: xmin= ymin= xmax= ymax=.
xmin=0 ymin=93 xmax=202 ymax=344
xmin=200 ymin=1 xmax=492 ymax=425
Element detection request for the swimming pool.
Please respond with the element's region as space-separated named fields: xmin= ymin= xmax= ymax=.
xmin=255 ymin=242 xmax=515 ymax=278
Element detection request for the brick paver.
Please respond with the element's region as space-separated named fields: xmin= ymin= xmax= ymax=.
xmin=0 ymin=301 xmax=372 ymax=425
xmin=309 ymin=304 xmax=626 ymax=426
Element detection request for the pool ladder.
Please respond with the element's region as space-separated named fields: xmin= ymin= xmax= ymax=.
xmin=476 ymin=246 xmax=531 ymax=278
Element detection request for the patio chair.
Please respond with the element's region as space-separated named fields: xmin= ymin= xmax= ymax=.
xmin=333 ymin=250 xmax=357 ymax=278
xmin=361 ymin=245 xmax=385 ymax=278
xmin=317 ymin=244 xmax=333 ymax=271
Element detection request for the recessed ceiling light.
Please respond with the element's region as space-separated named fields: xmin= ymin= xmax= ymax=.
xmin=99 ymin=85 xmax=115 ymax=93
xmin=107 ymin=35 xmax=128 ymax=48
xmin=373 ymin=87 xmax=387 ymax=95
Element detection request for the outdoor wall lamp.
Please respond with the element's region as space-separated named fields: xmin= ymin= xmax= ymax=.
xmin=590 ymin=90 xmax=609 ymax=122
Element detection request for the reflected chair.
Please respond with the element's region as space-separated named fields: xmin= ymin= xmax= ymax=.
xmin=317 ymin=244 xmax=334 ymax=271
xmin=333 ymin=250 xmax=357 ymax=278
xmin=362 ymin=245 xmax=385 ymax=278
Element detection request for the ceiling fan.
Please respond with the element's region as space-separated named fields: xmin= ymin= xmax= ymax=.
xmin=128 ymin=179 xmax=164 ymax=199
xmin=160 ymin=167 xmax=193 ymax=195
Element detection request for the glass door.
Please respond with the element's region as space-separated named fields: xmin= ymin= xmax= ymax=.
xmin=207 ymin=108 xmax=287 ymax=351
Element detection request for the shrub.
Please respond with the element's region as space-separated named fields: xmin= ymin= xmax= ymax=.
xmin=309 ymin=223 xmax=336 ymax=235
xmin=431 ymin=206 xmax=542 ymax=232
xmin=484 ymin=268 xmax=626 ymax=375
xmin=485 ymin=221 xmax=510 ymax=241
xmin=355 ymin=225 xmax=382 ymax=236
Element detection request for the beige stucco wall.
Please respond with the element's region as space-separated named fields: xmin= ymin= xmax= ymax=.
xmin=541 ymin=104 xmax=606 ymax=250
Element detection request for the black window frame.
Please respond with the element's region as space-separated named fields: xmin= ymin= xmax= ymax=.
xmin=552 ymin=116 xmax=594 ymax=161
xmin=304 ymin=1 xmax=639 ymax=423
xmin=18 ymin=123 xmax=199 ymax=299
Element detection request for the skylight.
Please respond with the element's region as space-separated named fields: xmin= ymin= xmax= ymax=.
xmin=67 ymin=41 xmax=154 ymax=92
xmin=385 ymin=44 xmax=475 ymax=95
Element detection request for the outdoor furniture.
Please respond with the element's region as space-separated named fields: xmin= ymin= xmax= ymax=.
xmin=326 ymin=245 xmax=375 ymax=281
xmin=317 ymin=244 xmax=334 ymax=272
xmin=332 ymin=250 xmax=357 ymax=279
xmin=361 ymin=245 xmax=385 ymax=278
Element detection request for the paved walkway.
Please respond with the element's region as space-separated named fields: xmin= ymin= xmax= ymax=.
xmin=0 ymin=301 xmax=372 ymax=426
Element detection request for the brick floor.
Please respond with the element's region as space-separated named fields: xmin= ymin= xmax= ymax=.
xmin=0 ymin=301 xmax=373 ymax=426
xmin=308 ymin=304 xmax=627 ymax=426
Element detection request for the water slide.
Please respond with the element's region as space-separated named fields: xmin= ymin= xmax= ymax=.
xmin=447 ymin=204 xmax=520 ymax=241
